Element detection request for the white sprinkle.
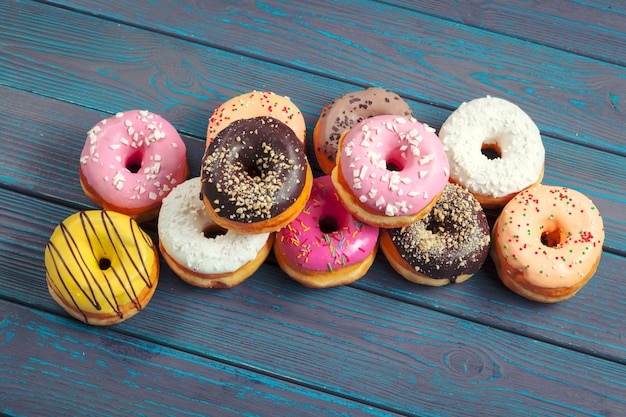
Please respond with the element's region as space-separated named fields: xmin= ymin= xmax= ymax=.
xmin=408 ymin=191 xmax=419 ymax=197
xmin=359 ymin=195 xmax=368 ymax=203
xmin=139 ymin=110 xmax=149 ymax=117
xmin=400 ymin=177 xmax=411 ymax=184
xmin=376 ymin=196 xmax=385 ymax=207
xmin=385 ymin=204 xmax=396 ymax=216
xmin=115 ymin=112 xmax=124 ymax=118
xmin=424 ymin=123 xmax=436 ymax=132
xmin=359 ymin=165 xmax=368 ymax=179
xmin=125 ymin=120 xmax=132 ymax=127
xmin=419 ymin=170 xmax=428 ymax=179
xmin=80 ymin=156 xmax=88 ymax=164
xmin=423 ymin=191 xmax=429 ymax=199
xmin=109 ymin=144 xmax=121 ymax=150
xmin=115 ymin=155 xmax=122 ymax=163
xmin=395 ymin=117 xmax=407 ymax=124
xmin=149 ymin=192 xmax=157 ymax=200
xmin=154 ymin=154 xmax=162 ymax=161
xmin=368 ymin=189 xmax=378 ymax=198
xmin=89 ymin=131 xmax=98 ymax=144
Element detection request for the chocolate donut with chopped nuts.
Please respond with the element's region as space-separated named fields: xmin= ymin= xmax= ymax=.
xmin=380 ymin=183 xmax=490 ymax=286
xmin=201 ymin=116 xmax=313 ymax=234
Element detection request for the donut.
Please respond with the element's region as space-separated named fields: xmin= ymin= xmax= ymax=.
xmin=274 ymin=175 xmax=379 ymax=288
xmin=44 ymin=210 xmax=159 ymax=326
xmin=313 ymin=87 xmax=413 ymax=174
xmin=201 ymin=116 xmax=313 ymax=234
xmin=331 ymin=115 xmax=450 ymax=228
xmin=439 ymin=96 xmax=545 ymax=210
xmin=158 ymin=177 xmax=273 ymax=288
xmin=380 ymin=183 xmax=490 ymax=286
xmin=79 ymin=110 xmax=189 ymax=222
xmin=490 ymin=185 xmax=604 ymax=303
xmin=206 ymin=90 xmax=306 ymax=146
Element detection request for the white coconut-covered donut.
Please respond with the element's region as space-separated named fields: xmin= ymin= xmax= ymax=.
xmin=158 ymin=177 xmax=273 ymax=288
xmin=439 ymin=96 xmax=545 ymax=209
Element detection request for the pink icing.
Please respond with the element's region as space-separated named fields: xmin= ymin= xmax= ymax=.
xmin=339 ymin=115 xmax=449 ymax=216
xmin=80 ymin=110 xmax=187 ymax=209
xmin=276 ymin=175 xmax=379 ymax=272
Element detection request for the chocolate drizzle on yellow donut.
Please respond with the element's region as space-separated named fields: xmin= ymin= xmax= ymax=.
xmin=45 ymin=210 xmax=156 ymax=324
xmin=201 ymin=116 xmax=308 ymax=223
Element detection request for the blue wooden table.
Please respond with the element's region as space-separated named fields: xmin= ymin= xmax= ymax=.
xmin=1 ymin=1 xmax=625 ymax=415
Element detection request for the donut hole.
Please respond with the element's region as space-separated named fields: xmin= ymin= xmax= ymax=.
xmin=98 ymin=258 xmax=112 ymax=270
xmin=203 ymin=224 xmax=228 ymax=239
xmin=481 ymin=143 xmax=502 ymax=160
xmin=125 ymin=152 xmax=144 ymax=173
xmin=541 ymin=228 xmax=562 ymax=247
xmin=319 ymin=215 xmax=340 ymax=234
xmin=386 ymin=158 xmax=405 ymax=171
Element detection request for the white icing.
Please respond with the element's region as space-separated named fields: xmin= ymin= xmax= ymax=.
xmin=158 ymin=177 xmax=270 ymax=274
xmin=439 ymin=96 xmax=544 ymax=198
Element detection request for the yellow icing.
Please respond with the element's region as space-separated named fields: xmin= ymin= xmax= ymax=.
xmin=44 ymin=210 xmax=158 ymax=322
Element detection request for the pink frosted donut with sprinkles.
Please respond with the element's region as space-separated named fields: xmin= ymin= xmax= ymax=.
xmin=274 ymin=175 xmax=379 ymax=288
xmin=79 ymin=110 xmax=188 ymax=222
xmin=490 ymin=185 xmax=605 ymax=303
xmin=331 ymin=115 xmax=450 ymax=228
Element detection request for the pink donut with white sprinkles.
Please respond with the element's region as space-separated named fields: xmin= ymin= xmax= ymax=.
xmin=79 ymin=110 xmax=188 ymax=222
xmin=331 ymin=115 xmax=450 ymax=228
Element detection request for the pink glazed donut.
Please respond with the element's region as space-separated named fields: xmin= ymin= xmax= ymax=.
xmin=79 ymin=110 xmax=188 ymax=222
xmin=331 ymin=115 xmax=450 ymax=228
xmin=274 ymin=175 xmax=379 ymax=288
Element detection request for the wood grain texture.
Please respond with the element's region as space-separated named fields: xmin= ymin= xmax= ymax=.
xmin=1 ymin=1 xmax=625 ymax=415
xmin=41 ymin=0 xmax=626 ymax=154
xmin=0 ymin=188 xmax=625 ymax=416
xmin=390 ymin=0 xmax=626 ymax=66
xmin=0 ymin=300 xmax=401 ymax=417
xmin=1 ymin=81 xmax=624 ymax=254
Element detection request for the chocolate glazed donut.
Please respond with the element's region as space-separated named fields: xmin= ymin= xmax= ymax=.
xmin=201 ymin=116 xmax=313 ymax=234
xmin=380 ymin=183 xmax=491 ymax=286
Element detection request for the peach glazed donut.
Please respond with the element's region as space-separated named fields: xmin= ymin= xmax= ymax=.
xmin=491 ymin=185 xmax=605 ymax=303
xmin=313 ymin=87 xmax=413 ymax=174
xmin=79 ymin=110 xmax=189 ymax=222
xmin=380 ymin=183 xmax=491 ymax=286
xmin=206 ymin=90 xmax=306 ymax=146
xmin=331 ymin=115 xmax=450 ymax=228
xmin=439 ymin=96 xmax=544 ymax=210
xmin=201 ymin=116 xmax=313 ymax=234
xmin=158 ymin=177 xmax=273 ymax=288
xmin=44 ymin=210 xmax=159 ymax=326
xmin=274 ymin=175 xmax=379 ymax=288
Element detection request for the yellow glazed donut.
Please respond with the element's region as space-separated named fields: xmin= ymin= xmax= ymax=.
xmin=44 ymin=210 xmax=159 ymax=325
xmin=490 ymin=185 xmax=604 ymax=302
xmin=206 ymin=90 xmax=306 ymax=146
xmin=439 ymin=96 xmax=545 ymax=210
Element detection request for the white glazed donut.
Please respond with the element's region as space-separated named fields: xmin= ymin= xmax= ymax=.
xmin=439 ymin=96 xmax=545 ymax=209
xmin=158 ymin=177 xmax=273 ymax=288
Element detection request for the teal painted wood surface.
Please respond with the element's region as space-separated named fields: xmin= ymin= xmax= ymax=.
xmin=0 ymin=186 xmax=625 ymax=415
xmin=0 ymin=300 xmax=400 ymax=417
xmin=0 ymin=0 xmax=624 ymax=415
xmin=41 ymin=0 xmax=626 ymax=153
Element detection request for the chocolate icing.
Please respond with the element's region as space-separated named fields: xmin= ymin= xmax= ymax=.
xmin=316 ymin=87 xmax=413 ymax=164
xmin=201 ymin=116 xmax=308 ymax=223
xmin=386 ymin=183 xmax=490 ymax=281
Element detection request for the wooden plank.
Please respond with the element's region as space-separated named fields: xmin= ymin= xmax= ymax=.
xmin=0 ymin=300 xmax=400 ymax=417
xmin=1 ymin=78 xmax=624 ymax=254
xmin=390 ymin=0 xmax=626 ymax=66
xmin=37 ymin=0 xmax=626 ymax=154
xmin=0 ymin=188 xmax=625 ymax=416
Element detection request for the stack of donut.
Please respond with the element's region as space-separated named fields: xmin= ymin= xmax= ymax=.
xmin=44 ymin=89 xmax=607 ymax=328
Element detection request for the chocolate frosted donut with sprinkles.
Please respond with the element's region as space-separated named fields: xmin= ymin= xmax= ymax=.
xmin=314 ymin=87 xmax=413 ymax=174
xmin=201 ymin=116 xmax=313 ymax=234
xmin=380 ymin=183 xmax=491 ymax=286
xmin=331 ymin=114 xmax=450 ymax=228
xmin=79 ymin=110 xmax=189 ymax=222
